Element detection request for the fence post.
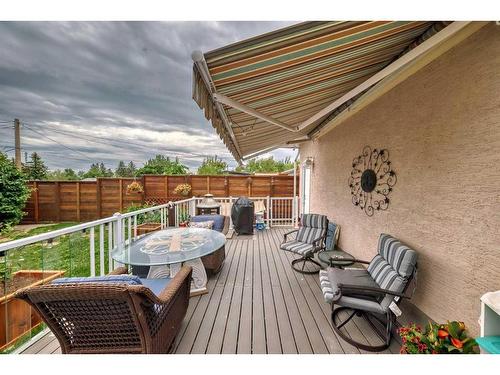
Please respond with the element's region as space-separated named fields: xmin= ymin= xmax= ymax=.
xmin=76 ymin=181 xmax=81 ymax=222
xmin=266 ymin=196 xmax=271 ymax=228
xmin=190 ymin=197 xmax=196 ymax=217
xmin=96 ymin=178 xmax=102 ymax=219
xmin=33 ymin=181 xmax=39 ymax=223
xmin=55 ymin=181 xmax=61 ymax=222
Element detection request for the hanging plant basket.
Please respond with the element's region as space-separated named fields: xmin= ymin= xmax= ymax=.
xmin=126 ymin=181 xmax=144 ymax=195
xmin=173 ymin=183 xmax=192 ymax=197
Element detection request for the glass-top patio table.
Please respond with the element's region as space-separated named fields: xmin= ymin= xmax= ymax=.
xmin=112 ymin=227 xmax=226 ymax=296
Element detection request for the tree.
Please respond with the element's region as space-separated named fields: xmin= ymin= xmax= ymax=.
xmin=127 ymin=161 xmax=137 ymax=176
xmin=0 ymin=152 xmax=31 ymax=233
xmin=115 ymin=161 xmax=128 ymax=177
xmin=235 ymin=156 xmax=294 ymax=174
xmin=81 ymin=162 xmax=113 ymax=178
xmin=22 ymin=152 xmax=48 ymax=180
xmin=115 ymin=160 xmax=138 ymax=177
xmin=197 ymin=156 xmax=227 ymax=175
xmin=47 ymin=168 xmax=79 ymax=181
xmin=136 ymin=155 xmax=188 ymax=175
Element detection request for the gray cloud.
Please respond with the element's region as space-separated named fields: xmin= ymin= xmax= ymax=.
xmin=0 ymin=21 xmax=297 ymax=171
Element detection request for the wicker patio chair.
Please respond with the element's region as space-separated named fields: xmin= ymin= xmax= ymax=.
xmin=15 ymin=266 xmax=192 ymax=354
xmin=319 ymin=234 xmax=418 ymax=351
xmin=280 ymin=213 xmax=328 ymax=274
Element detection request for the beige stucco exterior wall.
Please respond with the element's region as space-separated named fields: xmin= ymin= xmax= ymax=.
xmin=300 ymin=23 xmax=500 ymax=334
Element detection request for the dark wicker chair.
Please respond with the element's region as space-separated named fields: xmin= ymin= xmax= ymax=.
xmin=15 ymin=266 xmax=192 ymax=354
xmin=196 ymin=215 xmax=230 ymax=274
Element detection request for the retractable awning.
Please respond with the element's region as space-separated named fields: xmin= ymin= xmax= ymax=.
xmin=192 ymin=21 xmax=449 ymax=162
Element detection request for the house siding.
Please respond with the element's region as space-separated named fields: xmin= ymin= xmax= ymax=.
xmin=300 ymin=23 xmax=500 ymax=335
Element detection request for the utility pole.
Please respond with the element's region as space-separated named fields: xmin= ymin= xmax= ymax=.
xmin=14 ymin=118 xmax=22 ymax=170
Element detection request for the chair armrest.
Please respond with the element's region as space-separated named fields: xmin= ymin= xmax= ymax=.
xmin=336 ymin=283 xmax=409 ymax=299
xmin=155 ymin=266 xmax=192 ymax=304
xmin=349 ymin=258 xmax=372 ymax=265
xmin=108 ymin=266 xmax=129 ymax=275
xmin=283 ymin=229 xmax=298 ymax=242
xmin=312 ymin=233 xmax=327 ymax=247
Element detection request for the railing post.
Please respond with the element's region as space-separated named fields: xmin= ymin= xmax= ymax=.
xmin=229 ymin=196 xmax=234 ymax=229
xmin=266 ymin=196 xmax=271 ymax=228
xmin=113 ymin=212 xmax=122 ymax=270
xmin=190 ymin=196 xmax=196 ymax=217
xmin=99 ymin=224 xmax=105 ymax=276
xmin=89 ymin=227 xmax=95 ymax=277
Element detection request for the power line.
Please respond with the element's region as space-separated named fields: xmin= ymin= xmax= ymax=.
xmin=23 ymin=121 xmax=233 ymax=161
xmin=22 ymin=124 xmax=95 ymax=163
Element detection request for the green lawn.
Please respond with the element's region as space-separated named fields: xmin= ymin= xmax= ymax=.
xmin=1 ymin=222 xmax=116 ymax=290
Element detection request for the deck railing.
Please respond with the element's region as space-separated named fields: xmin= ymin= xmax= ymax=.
xmin=0 ymin=196 xmax=298 ymax=353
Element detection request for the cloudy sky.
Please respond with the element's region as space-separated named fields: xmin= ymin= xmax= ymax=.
xmin=0 ymin=21 xmax=298 ymax=172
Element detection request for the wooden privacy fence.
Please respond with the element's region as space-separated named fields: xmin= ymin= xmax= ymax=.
xmin=22 ymin=174 xmax=298 ymax=223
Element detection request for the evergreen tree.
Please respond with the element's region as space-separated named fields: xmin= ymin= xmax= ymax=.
xmin=0 ymin=152 xmax=31 ymax=232
xmin=127 ymin=161 xmax=137 ymax=176
xmin=81 ymin=162 xmax=113 ymax=178
xmin=115 ymin=160 xmax=128 ymax=177
xmin=23 ymin=152 xmax=48 ymax=180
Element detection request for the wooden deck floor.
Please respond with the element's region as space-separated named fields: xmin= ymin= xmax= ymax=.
xmin=20 ymin=228 xmax=401 ymax=354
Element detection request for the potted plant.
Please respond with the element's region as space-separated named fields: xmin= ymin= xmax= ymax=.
xmin=125 ymin=203 xmax=162 ymax=235
xmin=173 ymin=183 xmax=191 ymax=197
xmin=178 ymin=209 xmax=191 ymax=227
xmin=0 ymin=269 xmax=65 ymax=351
xmin=126 ymin=180 xmax=144 ymax=195
xmin=398 ymin=321 xmax=478 ymax=354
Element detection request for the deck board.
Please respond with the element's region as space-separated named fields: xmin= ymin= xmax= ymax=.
xmin=19 ymin=228 xmax=403 ymax=355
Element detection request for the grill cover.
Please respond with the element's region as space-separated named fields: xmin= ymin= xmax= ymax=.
xmin=231 ymin=197 xmax=254 ymax=235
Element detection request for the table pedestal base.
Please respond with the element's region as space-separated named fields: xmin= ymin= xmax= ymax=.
xmin=148 ymin=258 xmax=208 ymax=297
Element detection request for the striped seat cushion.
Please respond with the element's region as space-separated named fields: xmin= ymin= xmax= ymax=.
xmin=280 ymin=240 xmax=315 ymax=256
xmin=300 ymin=214 xmax=328 ymax=229
xmin=377 ymin=233 xmax=417 ymax=278
xmin=367 ymin=234 xmax=417 ymax=309
xmin=296 ymin=214 xmax=328 ymax=244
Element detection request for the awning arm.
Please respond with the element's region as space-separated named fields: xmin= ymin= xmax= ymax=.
xmin=213 ymin=93 xmax=299 ymax=133
xmin=241 ymin=144 xmax=287 ymax=161
xmin=296 ymin=21 xmax=477 ymax=132
xmin=192 ymin=50 xmax=243 ymax=159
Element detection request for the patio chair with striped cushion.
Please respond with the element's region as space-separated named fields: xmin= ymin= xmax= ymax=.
xmin=319 ymin=234 xmax=418 ymax=351
xmin=280 ymin=214 xmax=328 ymax=274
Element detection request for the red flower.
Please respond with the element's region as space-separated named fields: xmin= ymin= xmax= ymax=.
xmin=451 ymin=337 xmax=463 ymax=349
xmin=437 ymin=329 xmax=449 ymax=338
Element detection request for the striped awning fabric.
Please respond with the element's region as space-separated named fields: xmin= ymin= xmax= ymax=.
xmin=193 ymin=21 xmax=443 ymax=162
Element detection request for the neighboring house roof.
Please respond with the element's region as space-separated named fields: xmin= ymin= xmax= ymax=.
xmin=192 ymin=21 xmax=450 ymax=162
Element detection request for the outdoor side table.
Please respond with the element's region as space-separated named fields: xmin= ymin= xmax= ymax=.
xmin=318 ymin=249 xmax=355 ymax=269
xmin=112 ymin=227 xmax=226 ymax=296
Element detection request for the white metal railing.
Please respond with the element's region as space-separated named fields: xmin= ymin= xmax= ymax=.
xmin=0 ymin=196 xmax=298 ymax=275
xmin=0 ymin=195 xmax=298 ymax=352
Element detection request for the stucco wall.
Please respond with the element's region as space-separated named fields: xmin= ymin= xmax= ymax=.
xmin=300 ymin=23 xmax=500 ymax=334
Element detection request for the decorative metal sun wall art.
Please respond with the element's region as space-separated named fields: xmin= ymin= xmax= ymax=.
xmin=348 ymin=146 xmax=397 ymax=216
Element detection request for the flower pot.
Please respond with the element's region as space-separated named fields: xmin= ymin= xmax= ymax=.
xmin=179 ymin=222 xmax=188 ymax=227
xmin=136 ymin=223 xmax=162 ymax=236
xmin=0 ymin=270 xmax=65 ymax=351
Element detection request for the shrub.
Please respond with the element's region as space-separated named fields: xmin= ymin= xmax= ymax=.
xmin=0 ymin=153 xmax=31 ymax=233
